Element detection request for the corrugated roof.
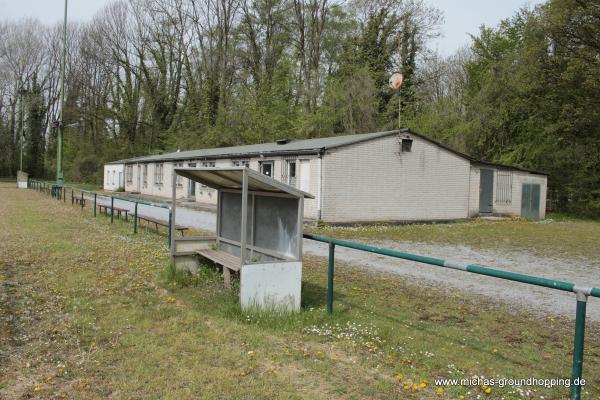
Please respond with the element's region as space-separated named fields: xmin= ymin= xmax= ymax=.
xmin=107 ymin=129 xmax=548 ymax=176
xmin=175 ymin=167 xmax=314 ymax=198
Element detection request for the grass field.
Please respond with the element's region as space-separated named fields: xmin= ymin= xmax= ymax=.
xmin=1 ymin=183 xmax=599 ymax=399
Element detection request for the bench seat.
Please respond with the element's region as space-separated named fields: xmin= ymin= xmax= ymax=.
xmin=137 ymin=215 xmax=189 ymax=235
xmin=197 ymin=249 xmax=241 ymax=287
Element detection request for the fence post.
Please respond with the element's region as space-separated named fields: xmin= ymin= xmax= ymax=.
xmin=93 ymin=193 xmax=97 ymax=217
xmin=63 ymin=187 xmax=66 ymax=202
xmin=80 ymin=191 xmax=84 ymax=209
xmin=327 ymin=241 xmax=335 ymax=314
xmin=167 ymin=208 xmax=172 ymax=248
xmin=571 ymin=292 xmax=588 ymax=400
xmin=110 ymin=197 xmax=114 ymax=224
xmin=71 ymin=189 xmax=74 ymax=205
xmin=134 ymin=202 xmax=138 ymax=233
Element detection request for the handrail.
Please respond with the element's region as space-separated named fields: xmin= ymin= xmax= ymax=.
xmin=302 ymin=232 xmax=598 ymax=400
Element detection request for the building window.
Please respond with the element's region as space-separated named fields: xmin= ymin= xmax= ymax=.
xmin=259 ymin=161 xmax=273 ymax=177
xmin=126 ymin=165 xmax=133 ymax=184
xmin=154 ymin=163 xmax=164 ymax=185
xmin=284 ymin=160 xmax=297 ymax=187
xmin=233 ymin=159 xmax=250 ymax=167
xmin=143 ymin=165 xmax=148 ymax=187
xmin=175 ymin=163 xmax=183 ymax=186
xmin=401 ymin=139 xmax=413 ymax=152
xmin=496 ymin=171 xmax=513 ymax=204
xmin=201 ymin=161 xmax=215 ymax=167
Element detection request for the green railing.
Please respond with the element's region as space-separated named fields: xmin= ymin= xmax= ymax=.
xmin=28 ymin=179 xmax=173 ymax=246
xmin=303 ymin=233 xmax=599 ymax=400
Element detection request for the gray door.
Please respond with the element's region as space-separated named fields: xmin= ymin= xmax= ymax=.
xmin=521 ymin=183 xmax=541 ymax=220
xmin=479 ymin=169 xmax=494 ymax=213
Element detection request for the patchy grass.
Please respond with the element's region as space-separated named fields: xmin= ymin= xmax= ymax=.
xmin=307 ymin=216 xmax=600 ymax=260
xmin=1 ymin=183 xmax=599 ymax=399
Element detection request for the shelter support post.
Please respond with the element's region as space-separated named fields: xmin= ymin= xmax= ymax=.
xmin=170 ymin=169 xmax=176 ymax=252
xmin=327 ymin=242 xmax=335 ymax=314
xmin=240 ymin=169 xmax=248 ymax=267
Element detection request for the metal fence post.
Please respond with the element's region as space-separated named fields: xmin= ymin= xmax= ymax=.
xmin=80 ymin=191 xmax=84 ymax=209
xmin=167 ymin=208 xmax=172 ymax=247
xmin=63 ymin=187 xmax=66 ymax=202
xmin=571 ymin=292 xmax=588 ymax=400
xmin=93 ymin=193 xmax=97 ymax=217
xmin=71 ymin=189 xmax=74 ymax=205
xmin=327 ymin=242 xmax=335 ymax=314
xmin=110 ymin=197 xmax=114 ymax=224
xmin=134 ymin=202 xmax=138 ymax=233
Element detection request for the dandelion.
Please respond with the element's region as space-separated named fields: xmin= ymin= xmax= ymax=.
xmin=484 ymin=387 xmax=492 ymax=395
xmin=420 ymin=381 xmax=428 ymax=388
xmin=491 ymin=348 xmax=498 ymax=354
xmin=436 ymin=387 xmax=444 ymax=395
xmin=247 ymin=351 xmax=255 ymax=358
xmin=395 ymin=373 xmax=403 ymax=381
xmin=34 ymin=384 xmax=42 ymax=392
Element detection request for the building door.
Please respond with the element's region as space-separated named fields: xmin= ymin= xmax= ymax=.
xmin=479 ymin=169 xmax=494 ymax=213
xmin=137 ymin=165 xmax=141 ymax=191
xmin=299 ymin=160 xmax=310 ymax=192
xmin=521 ymin=183 xmax=541 ymax=220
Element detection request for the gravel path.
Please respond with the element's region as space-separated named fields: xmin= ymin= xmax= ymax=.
xmin=303 ymin=239 xmax=600 ymax=321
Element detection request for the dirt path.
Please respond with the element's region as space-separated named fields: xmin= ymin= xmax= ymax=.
xmin=303 ymin=239 xmax=600 ymax=321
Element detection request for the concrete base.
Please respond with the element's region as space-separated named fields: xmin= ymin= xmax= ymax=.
xmin=240 ymin=261 xmax=302 ymax=312
xmin=17 ymin=170 xmax=28 ymax=189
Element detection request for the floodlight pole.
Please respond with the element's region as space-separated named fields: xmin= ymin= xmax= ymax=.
xmin=19 ymin=88 xmax=25 ymax=172
xmin=56 ymin=0 xmax=68 ymax=185
xmin=398 ymin=90 xmax=401 ymax=129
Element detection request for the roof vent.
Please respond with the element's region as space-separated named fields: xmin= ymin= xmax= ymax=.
xmin=276 ymin=138 xmax=290 ymax=145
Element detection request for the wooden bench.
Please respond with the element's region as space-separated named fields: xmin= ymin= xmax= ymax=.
xmin=137 ymin=215 xmax=189 ymax=237
xmin=74 ymin=197 xmax=86 ymax=206
xmin=97 ymin=204 xmax=130 ymax=221
xmin=196 ymin=248 xmax=241 ymax=288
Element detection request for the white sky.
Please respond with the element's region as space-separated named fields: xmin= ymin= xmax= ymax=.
xmin=0 ymin=0 xmax=546 ymax=55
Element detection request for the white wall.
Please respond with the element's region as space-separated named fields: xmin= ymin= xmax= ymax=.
xmin=321 ymin=133 xmax=472 ymax=222
xmin=103 ymin=164 xmax=124 ymax=191
xmin=122 ymin=156 xmax=321 ymax=219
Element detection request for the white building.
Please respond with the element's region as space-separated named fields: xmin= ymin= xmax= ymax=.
xmin=103 ymin=163 xmax=124 ymax=191
xmin=104 ymin=129 xmax=548 ymax=222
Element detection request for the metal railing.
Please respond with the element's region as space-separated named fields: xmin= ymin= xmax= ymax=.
xmin=303 ymin=233 xmax=599 ymax=400
xmin=28 ymin=179 xmax=173 ymax=246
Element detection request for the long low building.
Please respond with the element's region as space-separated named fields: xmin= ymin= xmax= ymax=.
xmin=104 ymin=129 xmax=548 ymax=222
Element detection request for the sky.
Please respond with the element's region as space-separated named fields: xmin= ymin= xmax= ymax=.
xmin=0 ymin=0 xmax=546 ymax=55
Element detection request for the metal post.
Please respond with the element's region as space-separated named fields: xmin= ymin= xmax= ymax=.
xmin=80 ymin=191 xmax=84 ymax=209
xmin=56 ymin=0 xmax=67 ymax=185
xmin=571 ymin=292 xmax=588 ymax=400
xmin=63 ymin=187 xmax=66 ymax=202
xmin=71 ymin=188 xmax=74 ymax=205
xmin=240 ymin=169 xmax=248 ymax=266
xmin=327 ymin=242 xmax=335 ymax=314
xmin=93 ymin=193 xmax=97 ymax=216
xmin=134 ymin=202 xmax=138 ymax=233
xmin=110 ymin=197 xmax=114 ymax=224
xmin=167 ymin=209 xmax=172 ymax=247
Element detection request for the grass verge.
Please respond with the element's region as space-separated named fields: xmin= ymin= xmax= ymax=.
xmin=1 ymin=183 xmax=599 ymax=399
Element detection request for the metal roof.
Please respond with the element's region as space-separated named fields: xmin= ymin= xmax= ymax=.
xmin=174 ymin=167 xmax=314 ymax=199
xmin=107 ymin=130 xmax=398 ymax=165
xmin=108 ymin=129 xmax=548 ymax=176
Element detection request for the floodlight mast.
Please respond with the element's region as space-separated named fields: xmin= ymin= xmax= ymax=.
xmin=56 ymin=0 xmax=68 ymax=184
xmin=389 ymin=72 xmax=403 ymax=129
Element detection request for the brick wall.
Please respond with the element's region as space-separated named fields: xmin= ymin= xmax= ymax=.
xmin=321 ymin=134 xmax=472 ymax=222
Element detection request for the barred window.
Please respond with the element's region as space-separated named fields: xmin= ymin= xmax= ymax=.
xmin=143 ymin=165 xmax=148 ymax=187
xmin=126 ymin=165 xmax=133 ymax=183
xmin=154 ymin=163 xmax=164 ymax=185
xmin=496 ymin=171 xmax=512 ymax=204
xmin=175 ymin=163 xmax=183 ymax=186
